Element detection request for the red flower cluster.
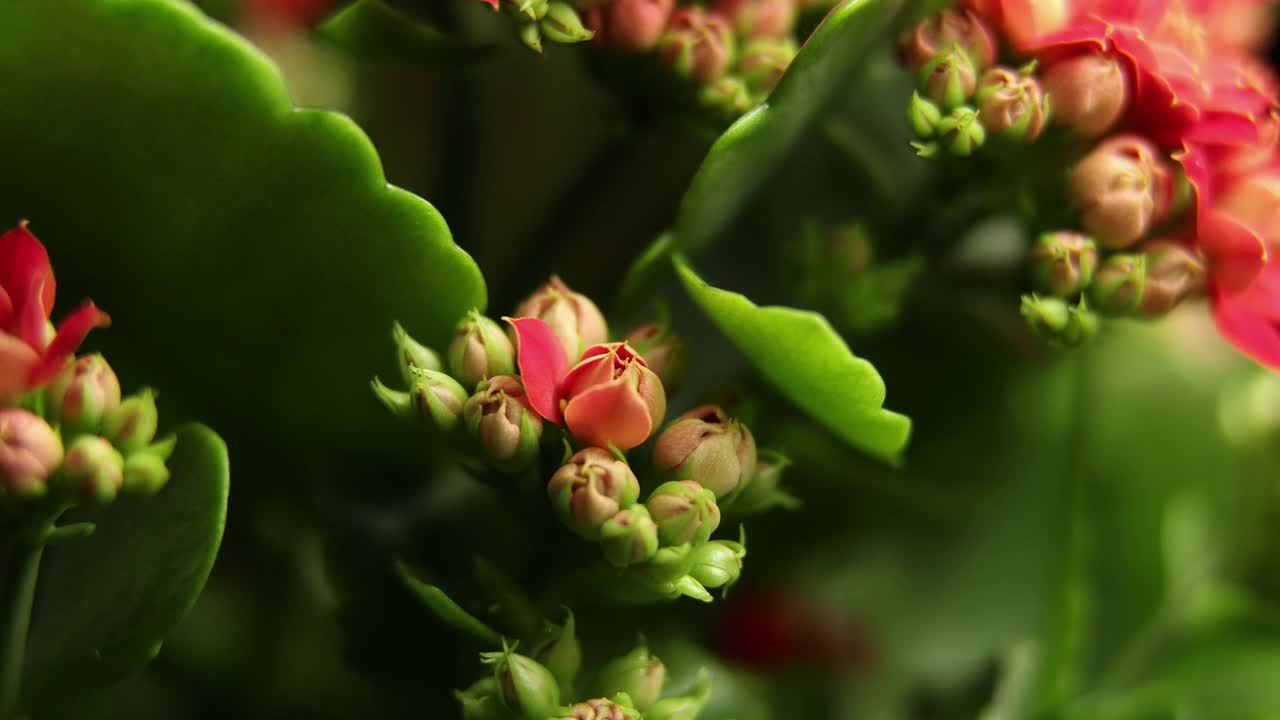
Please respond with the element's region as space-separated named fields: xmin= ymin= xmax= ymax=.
xmin=0 ymin=223 xmax=109 ymax=403
xmin=967 ymin=0 xmax=1280 ymax=366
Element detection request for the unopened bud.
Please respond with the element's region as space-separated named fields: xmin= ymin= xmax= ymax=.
xmin=713 ymin=0 xmax=796 ymax=40
xmin=101 ymin=388 xmax=158 ymax=454
xmin=1089 ymin=253 xmax=1147 ymax=315
xmin=519 ymin=21 xmax=544 ymax=53
xmin=121 ymin=451 xmax=171 ymax=495
xmin=542 ymin=2 xmax=594 ymax=43
xmin=975 ymin=67 xmax=1049 ymax=142
xmin=699 ymin=75 xmax=753 ymax=116
xmin=595 ymin=643 xmax=667 ymax=711
xmin=373 ymin=368 xmax=469 ymax=431
xmin=533 ymin=611 xmax=582 ymax=693
xmin=689 ymin=537 xmax=746 ymax=589
xmin=44 ymin=354 xmax=121 ymax=435
xmin=919 ymin=47 xmax=977 ymax=110
xmin=556 ymin=697 xmax=641 ymax=720
xmin=1138 ymin=241 xmax=1205 ymax=317
xmin=1021 ymin=295 xmax=1099 ymax=346
xmin=449 ymin=310 xmax=517 ymax=389
xmin=515 ymin=276 xmax=609 ymax=364
xmin=481 ymin=646 xmax=561 ymax=720
xmin=1043 ymin=53 xmax=1128 ymax=137
xmin=1068 ymin=135 xmax=1170 ymax=249
xmin=0 ymin=408 xmax=63 ymax=498
xmin=464 ymin=375 xmax=544 ymax=471
xmin=908 ymin=91 xmax=944 ymax=138
xmin=600 ymin=505 xmax=661 ymax=567
xmin=936 ymin=106 xmax=986 ymax=156
xmin=505 ymin=0 xmax=549 ymax=22
xmin=547 ymin=447 xmax=641 ymax=540
xmin=728 ymin=449 xmax=796 ymax=514
xmin=456 ymin=677 xmax=507 ymax=720
xmin=61 ymin=435 xmax=125 ymax=504
xmin=600 ymin=0 xmax=675 ymax=52
xmin=737 ymin=38 xmax=796 ymax=96
xmin=392 ymin=322 xmax=443 ymax=386
xmin=645 ymin=669 xmax=713 ymax=720
xmin=898 ymin=8 xmax=996 ymax=72
xmin=1028 ymin=231 xmax=1098 ymax=296
xmin=646 ymin=479 xmax=721 ymax=546
xmin=658 ymin=8 xmax=736 ymax=85
xmin=654 ymin=405 xmax=756 ymax=499
xmin=622 ymin=323 xmax=686 ymax=390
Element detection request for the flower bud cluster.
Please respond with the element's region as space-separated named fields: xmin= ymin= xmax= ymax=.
xmin=3 ymin=354 xmax=173 ymax=505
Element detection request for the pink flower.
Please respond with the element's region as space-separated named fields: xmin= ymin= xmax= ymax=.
xmin=508 ymin=316 xmax=666 ymax=450
xmin=0 ymin=223 xmax=109 ymax=403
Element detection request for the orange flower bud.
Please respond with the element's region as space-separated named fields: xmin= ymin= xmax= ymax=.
xmin=1068 ymin=135 xmax=1171 ymax=249
xmin=560 ymin=343 xmax=667 ymax=450
xmin=975 ymin=66 xmax=1049 ymax=142
xmin=1042 ymin=53 xmax=1128 ymax=137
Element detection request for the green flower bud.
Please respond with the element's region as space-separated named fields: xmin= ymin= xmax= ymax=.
xmin=936 ymin=106 xmax=986 ymax=156
xmin=919 ymin=46 xmax=977 ymax=110
xmin=44 ymin=353 xmax=121 ymax=435
xmin=372 ymin=368 xmax=469 ymax=432
xmin=1137 ymin=241 xmax=1205 ymax=318
xmin=907 ymin=91 xmax=943 ymax=138
xmin=646 ymin=480 xmax=721 ymax=547
xmin=1021 ymin=295 xmax=1099 ymax=347
xmin=699 ymin=75 xmax=753 ymax=117
xmin=61 ymin=435 xmax=125 ymax=504
xmin=533 ymin=611 xmax=582 ymax=694
xmin=464 ymin=375 xmax=544 ymax=472
xmin=101 ymin=388 xmax=158 ymax=454
xmin=737 ymin=38 xmax=797 ymax=97
xmin=541 ymin=2 xmax=594 ymax=43
xmin=456 ymin=677 xmax=509 ymax=720
xmin=728 ymin=449 xmax=797 ymax=514
xmin=645 ymin=668 xmax=713 ymax=720
xmin=505 ymin=0 xmax=549 ymax=22
xmin=595 ymin=643 xmax=666 ymax=711
xmin=555 ymin=696 xmax=641 ymax=720
xmin=548 ymin=447 xmax=641 ymax=540
xmin=600 ymin=505 xmax=660 ymax=567
xmin=688 ymin=537 xmax=745 ymax=589
xmin=121 ymin=450 xmax=170 ymax=495
xmin=392 ymin=322 xmax=443 ymax=386
xmin=1089 ymin=253 xmax=1147 ymax=315
xmin=1029 ymin=231 xmax=1099 ymax=297
xmin=519 ymin=21 xmax=544 ymax=53
xmin=449 ymin=310 xmax=516 ymax=390
xmin=653 ymin=406 xmax=756 ymax=500
xmin=481 ymin=645 xmax=561 ymax=720
xmin=622 ymin=323 xmax=686 ymax=391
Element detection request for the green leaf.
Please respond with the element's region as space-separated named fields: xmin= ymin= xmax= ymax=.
xmin=0 ymin=0 xmax=486 ymax=450
xmin=676 ymin=0 xmax=899 ymax=252
xmin=396 ymin=563 xmax=502 ymax=645
xmin=674 ymin=256 xmax=910 ymax=463
xmin=24 ymin=424 xmax=229 ymax=709
xmin=316 ymin=0 xmax=477 ymax=64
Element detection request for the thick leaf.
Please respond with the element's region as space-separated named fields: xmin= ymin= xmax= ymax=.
xmin=316 ymin=0 xmax=474 ymax=64
xmin=24 ymin=424 xmax=229 ymax=709
xmin=0 ymin=0 xmax=486 ymax=449
xmin=396 ymin=563 xmax=502 ymax=645
xmin=674 ymin=256 xmax=910 ymax=463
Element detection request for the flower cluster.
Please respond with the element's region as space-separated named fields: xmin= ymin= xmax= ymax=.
xmin=903 ymin=1 xmax=1280 ymax=361
xmin=473 ymin=0 xmax=803 ymax=118
xmin=376 ymin=276 xmax=796 ymax=601
xmin=1 ymin=223 xmax=173 ymax=504
xmin=459 ymin=635 xmax=710 ymax=720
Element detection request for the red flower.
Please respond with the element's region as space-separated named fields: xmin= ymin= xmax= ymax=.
xmin=508 ymin=316 xmax=666 ymax=450
xmin=0 ymin=223 xmax=109 ymax=403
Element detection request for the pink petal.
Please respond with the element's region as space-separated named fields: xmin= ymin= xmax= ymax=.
xmin=1200 ymin=209 xmax=1267 ymax=292
xmin=1212 ymin=273 xmax=1280 ymax=368
xmin=28 ymin=300 xmax=110 ymax=387
xmin=506 ymin=316 xmax=569 ymax=425
xmin=15 ymin=275 xmax=52 ymax=349
xmin=0 ymin=223 xmax=55 ymax=319
xmin=0 ymin=332 xmax=39 ymax=402
xmin=563 ymin=376 xmax=654 ymax=450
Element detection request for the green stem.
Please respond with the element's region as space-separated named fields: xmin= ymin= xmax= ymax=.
xmin=0 ymin=506 xmax=64 ymax=720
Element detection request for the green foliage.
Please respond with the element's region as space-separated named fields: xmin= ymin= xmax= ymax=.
xmin=674 ymin=256 xmax=910 ymax=463
xmin=23 ymin=425 xmax=229 ymax=712
xmin=0 ymin=0 xmax=486 ymax=450
xmin=398 ymin=563 xmax=502 ymax=645
xmin=317 ymin=0 xmax=477 ymax=64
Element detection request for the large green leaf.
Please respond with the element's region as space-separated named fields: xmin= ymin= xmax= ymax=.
xmin=0 ymin=0 xmax=486 ymax=448
xmin=674 ymin=256 xmax=910 ymax=463
xmin=317 ymin=0 xmax=474 ymax=64
xmin=24 ymin=424 xmax=229 ymax=711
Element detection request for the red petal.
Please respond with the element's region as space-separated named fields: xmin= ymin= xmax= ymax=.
xmin=0 ymin=284 xmax=12 ymax=331
xmin=0 ymin=223 xmax=55 ymax=321
xmin=28 ymin=300 xmax=110 ymax=387
xmin=0 ymin=332 xmax=39 ymax=402
xmin=1212 ymin=271 xmax=1280 ymax=369
xmin=1200 ymin=209 xmax=1267 ymax=292
xmin=563 ymin=376 xmax=654 ymax=450
xmin=506 ymin=316 xmax=568 ymax=424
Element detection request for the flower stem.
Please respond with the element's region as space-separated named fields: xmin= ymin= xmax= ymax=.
xmin=0 ymin=507 xmax=64 ymax=720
